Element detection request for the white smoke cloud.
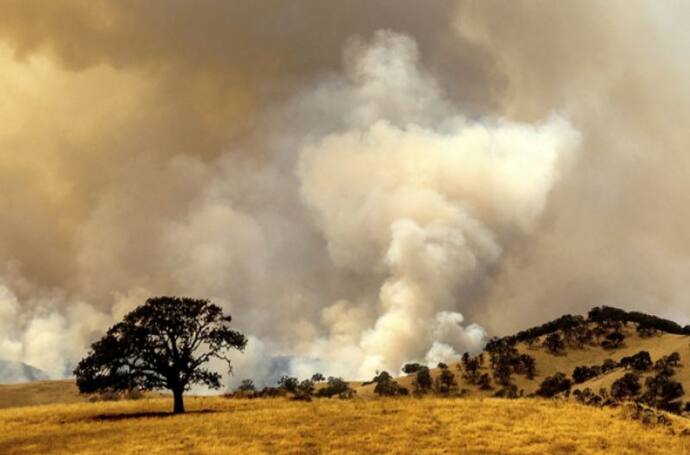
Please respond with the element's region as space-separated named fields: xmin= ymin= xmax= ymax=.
xmin=292 ymin=31 xmax=579 ymax=377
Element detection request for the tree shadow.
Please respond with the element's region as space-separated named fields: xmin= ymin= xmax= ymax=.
xmin=92 ymin=409 xmax=218 ymax=421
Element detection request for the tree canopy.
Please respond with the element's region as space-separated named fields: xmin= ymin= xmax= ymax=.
xmin=74 ymin=296 xmax=247 ymax=413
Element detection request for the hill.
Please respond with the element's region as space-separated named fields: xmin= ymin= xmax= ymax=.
xmin=1 ymin=396 xmax=689 ymax=454
xmin=349 ymin=307 xmax=690 ymax=415
xmin=0 ymin=380 xmax=87 ymax=409
xmin=0 ymin=360 xmax=49 ymax=384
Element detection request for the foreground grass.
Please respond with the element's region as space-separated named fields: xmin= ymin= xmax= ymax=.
xmin=1 ymin=397 xmax=689 ymax=454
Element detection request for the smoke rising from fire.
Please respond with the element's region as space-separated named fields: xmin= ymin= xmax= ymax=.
xmin=0 ymin=1 xmax=688 ymax=385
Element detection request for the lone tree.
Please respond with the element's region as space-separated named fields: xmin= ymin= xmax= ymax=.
xmin=74 ymin=296 xmax=247 ymax=414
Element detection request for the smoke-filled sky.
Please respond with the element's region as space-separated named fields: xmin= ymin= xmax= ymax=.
xmin=1 ymin=1 xmax=689 ymax=386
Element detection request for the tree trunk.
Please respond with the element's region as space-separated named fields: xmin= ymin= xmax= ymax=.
xmin=173 ymin=388 xmax=185 ymax=414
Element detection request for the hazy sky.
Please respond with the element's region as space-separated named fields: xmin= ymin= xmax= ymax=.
xmin=1 ymin=1 xmax=689 ymax=385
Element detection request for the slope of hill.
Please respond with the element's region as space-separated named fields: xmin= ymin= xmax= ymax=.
xmin=1 ymin=396 xmax=689 ymax=454
xmin=0 ymin=360 xmax=49 ymax=384
xmin=354 ymin=309 xmax=690 ymax=411
xmin=0 ymin=380 xmax=87 ymax=409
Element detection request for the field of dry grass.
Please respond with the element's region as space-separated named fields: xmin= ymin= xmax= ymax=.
xmin=1 ymin=396 xmax=689 ymax=454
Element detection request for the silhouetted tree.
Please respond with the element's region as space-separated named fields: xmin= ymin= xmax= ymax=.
xmin=74 ymin=296 xmax=247 ymax=414
xmin=311 ymin=373 xmax=325 ymax=382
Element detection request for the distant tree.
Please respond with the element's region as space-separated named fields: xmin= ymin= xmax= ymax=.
xmin=636 ymin=324 xmax=657 ymax=338
xmin=610 ymin=372 xmax=641 ymax=400
xmin=74 ymin=296 xmax=246 ymax=414
xmin=601 ymin=358 xmax=618 ymax=373
xmin=434 ymin=368 xmax=458 ymax=395
xmin=536 ymin=372 xmax=572 ymax=398
xmin=620 ymin=351 xmax=652 ymax=372
xmin=543 ymin=333 xmax=565 ymax=355
xmin=642 ymin=369 xmax=684 ymax=413
xmin=316 ymin=377 xmax=356 ymax=399
xmin=311 ymin=373 xmax=325 ymax=382
xmin=237 ymin=379 xmax=255 ymax=392
xmin=478 ymin=373 xmax=492 ymax=390
xmin=461 ymin=353 xmax=470 ymax=369
xmin=402 ymin=363 xmax=424 ymax=375
xmin=601 ymin=331 xmax=625 ymax=350
xmin=437 ymin=362 xmax=448 ymax=370
xmin=278 ymin=376 xmax=299 ymax=393
xmin=515 ymin=354 xmax=536 ymax=380
xmin=492 ymin=357 xmax=512 ymax=387
xmin=493 ymin=384 xmax=519 ymax=399
xmin=572 ymin=366 xmax=599 ymax=384
xmin=372 ymin=371 xmax=407 ymax=396
xmin=461 ymin=357 xmax=481 ymax=384
xmin=667 ymin=352 xmax=681 ymax=367
xmin=291 ymin=379 xmax=315 ymax=401
xmin=414 ymin=367 xmax=433 ymax=393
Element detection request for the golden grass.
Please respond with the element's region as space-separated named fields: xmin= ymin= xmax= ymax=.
xmin=1 ymin=396 xmax=689 ymax=454
xmin=0 ymin=380 xmax=86 ymax=409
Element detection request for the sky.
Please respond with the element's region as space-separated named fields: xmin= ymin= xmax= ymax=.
xmin=1 ymin=1 xmax=690 ymax=387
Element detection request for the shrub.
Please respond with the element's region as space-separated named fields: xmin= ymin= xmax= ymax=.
xmin=536 ymin=372 xmax=572 ymax=398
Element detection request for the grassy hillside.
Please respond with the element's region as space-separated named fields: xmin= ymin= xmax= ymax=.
xmin=1 ymin=396 xmax=689 ymax=454
xmin=0 ymin=380 xmax=87 ymax=409
xmin=355 ymin=323 xmax=690 ymax=405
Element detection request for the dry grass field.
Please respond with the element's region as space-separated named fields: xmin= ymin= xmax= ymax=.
xmin=1 ymin=396 xmax=689 ymax=454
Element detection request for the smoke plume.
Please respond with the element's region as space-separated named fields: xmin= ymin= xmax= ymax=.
xmin=0 ymin=1 xmax=688 ymax=386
